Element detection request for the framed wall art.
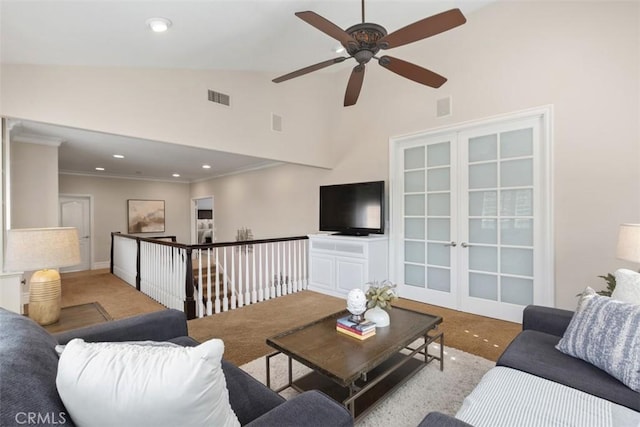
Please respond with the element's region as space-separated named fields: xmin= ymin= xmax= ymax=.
xmin=127 ymin=199 xmax=165 ymax=233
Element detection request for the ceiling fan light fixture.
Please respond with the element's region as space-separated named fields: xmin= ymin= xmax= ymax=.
xmin=146 ymin=17 xmax=172 ymax=33
xmin=273 ymin=6 xmax=466 ymax=107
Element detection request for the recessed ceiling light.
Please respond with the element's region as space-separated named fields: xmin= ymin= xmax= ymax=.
xmin=113 ymin=154 xmax=124 ymax=159
xmin=95 ymin=167 xmax=105 ymax=171
xmin=202 ymin=164 xmax=211 ymax=169
xmin=172 ymin=173 xmax=180 ymax=177
xmin=146 ymin=17 xmax=172 ymax=33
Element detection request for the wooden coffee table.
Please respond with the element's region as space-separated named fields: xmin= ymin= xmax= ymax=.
xmin=266 ymin=307 xmax=443 ymax=421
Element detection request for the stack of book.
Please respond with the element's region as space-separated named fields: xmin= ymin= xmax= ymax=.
xmin=336 ymin=315 xmax=376 ymax=340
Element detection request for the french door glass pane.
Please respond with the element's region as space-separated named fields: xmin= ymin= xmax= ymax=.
xmin=501 ymin=219 xmax=533 ymax=246
xmin=405 ymin=218 xmax=425 ymax=239
xmin=427 ymin=193 xmax=450 ymax=216
xmin=404 ymin=241 xmax=425 ymax=263
xmin=427 ymin=218 xmax=450 ymax=241
xmin=501 ymin=248 xmax=533 ymax=276
xmin=427 ymin=268 xmax=450 ymax=292
xmin=427 ymin=168 xmax=450 ymax=191
xmin=501 ymin=277 xmax=533 ymax=305
xmin=404 ymin=146 xmax=425 ymax=169
xmin=468 ymin=134 xmax=497 ymax=162
xmin=427 ymin=142 xmax=451 ymax=167
xmin=501 ymin=159 xmax=532 ymax=187
xmin=469 ymin=163 xmax=497 ymax=189
xmin=469 ymin=246 xmax=497 ymax=272
xmin=469 ymin=272 xmax=498 ymax=301
xmin=469 ymin=191 xmax=497 ymax=216
xmin=405 ymin=194 xmax=425 ymax=216
xmin=405 ymin=264 xmax=425 ymax=287
xmin=405 ymin=170 xmax=425 ymax=192
xmin=469 ymin=219 xmax=497 ymax=244
xmin=427 ymin=243 xmax=450 ymax=266
xmin=500 ymin=128 xmax=533 ymax=158
xmin=501 ymin=189 xmax=533 ymax=216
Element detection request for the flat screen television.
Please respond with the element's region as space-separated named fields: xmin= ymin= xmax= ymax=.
xmin=319 ymin=181 xmax=385 ymax=236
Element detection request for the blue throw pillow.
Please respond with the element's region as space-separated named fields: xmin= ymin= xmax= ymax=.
xmin=556 ymin=287 xmax=640 ymax=392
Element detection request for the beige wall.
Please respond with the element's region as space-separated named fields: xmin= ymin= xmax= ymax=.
xmin=59 ymin=175 xmax=191 ymax=263
xmin=0 ymin=66 xmax=335 ymax=168
xmin=194 ymin=1 xmax=640 ymax=309
xmin=2 ymin=1 xmax=639 ymax=310
xmin=10 ymin=141 xmax=59 ymax=228
xmin=191 ymin=164 xmax=329 ymax=242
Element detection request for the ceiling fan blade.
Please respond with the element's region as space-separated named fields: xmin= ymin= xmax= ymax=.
xmin=344 ymin=65 xmax=365 ymax=107
xmin=378 ymin=56 xmax=447 ymax=88
xmin=273 ymin=57 xmax=348 ymax=83
xmin=295 ymin=11 xmax=358 ymax=49
xmin=377 ymin=8 xmax=466 ymax=50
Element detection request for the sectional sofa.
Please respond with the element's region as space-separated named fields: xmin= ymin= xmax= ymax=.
xmin=0 ymin=307 xmax=352 ymax=427
xmin=419 ymin=302 xmax=640 ymax=426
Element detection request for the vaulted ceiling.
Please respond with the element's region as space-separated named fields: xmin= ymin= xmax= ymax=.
xmin=1 ymin=1 xmax=492 ymax=182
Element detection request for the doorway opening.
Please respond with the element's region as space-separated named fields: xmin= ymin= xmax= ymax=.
xmin=192 ymin=196 xmax=214 ymax=244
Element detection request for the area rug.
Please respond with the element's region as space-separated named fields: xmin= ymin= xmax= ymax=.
xmin=44 ymin=302 xmax=112 ymax=333
xmin=240 ymin=342 xmax=494 ymax=426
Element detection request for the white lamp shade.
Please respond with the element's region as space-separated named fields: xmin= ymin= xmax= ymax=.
xmin=4 ymin=227 xmax=81 ymax=272
xmin=616 ymin=223 xmax=640 ymax=264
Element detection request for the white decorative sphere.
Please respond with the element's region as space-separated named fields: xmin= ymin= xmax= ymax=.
xmin=346 ymin=288 xmax=367 ymax=315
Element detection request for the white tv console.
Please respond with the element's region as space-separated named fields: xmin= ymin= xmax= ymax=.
xmin=307 ymin=233 xmax=389 ymax=298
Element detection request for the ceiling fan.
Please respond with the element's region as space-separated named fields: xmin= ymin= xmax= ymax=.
xmin=273 ymin=0 xmax=466 ymax=107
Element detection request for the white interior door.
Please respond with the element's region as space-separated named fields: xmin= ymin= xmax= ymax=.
xmin=398 ymin=133 xmax=459 ymax=309
xmin=458 ymin=118 xmax=543 ymax=321
xmin=391 ymin=108 xmax=553 ymax=322
xmin=59 ymin=195 xmax=91 ymax=272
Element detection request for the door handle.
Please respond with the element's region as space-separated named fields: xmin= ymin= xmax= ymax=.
xmin=461 ymin=242 xmax=473 ymax=248
xmin=443 ymin=241 xmax=457 ymax=247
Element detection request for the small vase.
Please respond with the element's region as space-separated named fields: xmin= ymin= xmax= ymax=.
xmin=364 ymin=306 xmax=390 ymax=327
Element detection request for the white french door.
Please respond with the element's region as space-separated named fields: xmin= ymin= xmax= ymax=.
xmin=391 ymin=108 xmax=553 ymax=322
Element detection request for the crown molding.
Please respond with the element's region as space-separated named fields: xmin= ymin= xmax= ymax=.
xmin=11 ymin=133 xmax=64 ymax=147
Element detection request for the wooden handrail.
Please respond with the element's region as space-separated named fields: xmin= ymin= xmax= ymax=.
xmin=110 ymin=231 xmax=308 ymax=250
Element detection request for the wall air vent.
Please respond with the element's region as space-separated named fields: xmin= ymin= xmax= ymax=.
xmin=208 ymin=90 xmax=230 ymax=106
xmin=271 ymin=113 xmax=283 ymax=132
xmin=436 ymin=96 xmax=452 ymax=118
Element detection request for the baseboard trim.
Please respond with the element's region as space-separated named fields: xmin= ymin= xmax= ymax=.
xmin=92 ymin=261 xmax=110 ymax=270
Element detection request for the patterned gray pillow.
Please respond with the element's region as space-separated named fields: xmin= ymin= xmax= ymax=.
xmin=556 ymin=287 xmax=640 ymax=392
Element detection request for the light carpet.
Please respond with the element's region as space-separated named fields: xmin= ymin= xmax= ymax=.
xmin=240 ymin=343 xmax=494 ymax=427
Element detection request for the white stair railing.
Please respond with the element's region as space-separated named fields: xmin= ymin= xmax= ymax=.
xmin=112 ymin=232 xmax=309 ymax=319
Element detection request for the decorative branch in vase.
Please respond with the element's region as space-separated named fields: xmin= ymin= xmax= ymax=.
xmin=364 ymin=280 xmax=398 ymax=328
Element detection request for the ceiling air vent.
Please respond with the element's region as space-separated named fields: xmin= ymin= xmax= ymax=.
xmin=208 ymin=90 xmax=230 ymax=106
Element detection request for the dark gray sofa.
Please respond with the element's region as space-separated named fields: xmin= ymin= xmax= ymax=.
xmin=418 ymin=305 xmax=640 ymax=426
xmin=0 ymin=307 xmax=352 ymax=427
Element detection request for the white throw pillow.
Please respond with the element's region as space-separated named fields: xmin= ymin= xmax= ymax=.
xmin=612 ymin=269 xmax=640 ymax=305
xmin=56 ymin=338 xmax=239 ymax=427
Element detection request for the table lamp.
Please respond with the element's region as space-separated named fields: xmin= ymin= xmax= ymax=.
xmin=616 ymin=223 xmax=640 ymax=264
xmin=4 ymin=227 xmax=81 ymax=325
